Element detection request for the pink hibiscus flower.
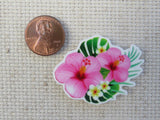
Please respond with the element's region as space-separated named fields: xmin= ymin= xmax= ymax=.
xmin=55 ymin=52 xmax=103 ymax=98
xmin=97 ymin=48 xmax=131 ymax=82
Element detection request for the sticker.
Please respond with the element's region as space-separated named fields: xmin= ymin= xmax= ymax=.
xmin=53 ymin=35 xmax=144 ymax=104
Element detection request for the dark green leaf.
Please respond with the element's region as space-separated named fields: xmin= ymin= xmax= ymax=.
xmin=91 ymin=97 xmax=98 ymax=103
xmin=84 ymin=93 xmax=90 ymax=102
xmin=80 ymin=42 xmax=88 ymax=57
xmin=92 ymin=37 xmax=99 ymax=56
xmin=86 ymin=39 xmax=94 ymax=56
xmin=103 ymin=92 xmax=112 ymax=99
xmin=98 ymin=96 xmax=107 ymax=102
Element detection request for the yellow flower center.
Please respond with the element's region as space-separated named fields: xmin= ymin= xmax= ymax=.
xmin=91 ymin=87 xmax=100 ymax=96
xmin=101 ymin=83 xmax=108 ymax=90
xmin=79 ymin=66 xmax=86 ymax=77
xmin=98 ymin=47 xmax=105 ymax=53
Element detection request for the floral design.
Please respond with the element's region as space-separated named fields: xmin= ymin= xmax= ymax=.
xmin=87 ymin=85 xmax=103 ymax=100
xmin=54 ymin=36 xmax=144 ymax=104
xmin=100 ymin=81 xmax=110 ymax=92
xmin=97 ymin=48 xmax=131 ymax=82
xmin=96 ymin=46 xmax=106 ymax=54
xmin=55 ymin=52 xmax=103 ymax=98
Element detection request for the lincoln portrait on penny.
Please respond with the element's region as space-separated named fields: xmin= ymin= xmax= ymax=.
xmin=33 ymin=19 xmax=54 ymax=54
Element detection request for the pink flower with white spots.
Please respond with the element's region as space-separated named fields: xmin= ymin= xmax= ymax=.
xmin=55 ymin=53 xmax=103 ymax=98
xmin=97 ymin=48 xmax=131 ymax=82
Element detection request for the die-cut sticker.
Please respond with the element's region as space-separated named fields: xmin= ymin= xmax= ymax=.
xmin=53 ymin=35 xmax=144 ymax=104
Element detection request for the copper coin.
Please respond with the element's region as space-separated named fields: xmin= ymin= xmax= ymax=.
xmin=25 ymin=15 xmax=65 ymax=56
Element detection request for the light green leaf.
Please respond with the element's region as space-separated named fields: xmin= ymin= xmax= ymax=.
xmin=100 ymin=68 xmax=110 ymax=79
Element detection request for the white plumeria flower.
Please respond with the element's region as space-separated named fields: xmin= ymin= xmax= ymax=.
xmin=100 ymin=81 xmax=110 ymax=92
xmin=87 ymin=85 xmax=103 ymax=100
xmin=96 ymin=46 xmax=106 ymax=54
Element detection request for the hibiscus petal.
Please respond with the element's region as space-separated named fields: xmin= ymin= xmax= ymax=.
xmin=55 ymin=63 xmax=76 ymax=83
xmin=113 ymin=68 xmax=129 ymax=82
xmin=84 ymin=72 xmax=103 ymax=88
xmin=96 ymin=48 xmax=121 ymax=68
xmin=107 ymin=48 xmax=121 ymax=61
xmin=96 ymin=52 xmax=112 ymax=68
xmin=105 ymin=71 xmax=114 ymax=82
xmin=118 ymin=55 xmax=131 ymax=70
xmin=85 ymin=56 xmax=101 ymax=74
xmin=65 ymin=53 xmax=84 ymax=70
xmin=65 ymin=79 xmax=87 ymax=98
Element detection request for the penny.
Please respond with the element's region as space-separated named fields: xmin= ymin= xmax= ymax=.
xmin=25 ymin=15 xmax=65 ymax=56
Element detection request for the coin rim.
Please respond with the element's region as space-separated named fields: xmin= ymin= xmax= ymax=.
xmin=25 ymin=15 xmax=65 ymax=56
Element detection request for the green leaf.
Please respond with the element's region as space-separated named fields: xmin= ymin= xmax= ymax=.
xmin=91 ymin=97 xmax=98 ymax=103
xmin=84 ymin=80 xmax=120 ymax=104
xmin=130 ymin=49 xmax=137 ymax=59
xmin=92 ymin=37 xmax=99 ymax=55
xmin=98 ymin=96 xmax=107 ymax=102
xmin=84 ymin=93 xmax=90 ymax=102
xmin=103 ymin=92 xmax=113 ymax=99
xmin=100 ymin=68 xmax=110 ymax=79
xmin=78 ymin=36 xmax=111 ymax=57
xmin=131 ymin=52 xmax=140 ymax=62
xmin=79 ymin=41 xmax=88 ymax=57
xmin=130 ymin=60 xmax=143 ymax=68
xmin=86 ymin=39 xmax=93 ymax=56
xmin=131 ymin=46 xmax=134 ymax=55
xmin=110 ymin=90 xmax=125 ymax=94
xmin=108 ymin=80 xmax=119 ymax=96
xmin=106 ymin=43 xmax=110 ymax=50
xmin=128 ymin=70 xmax=141 ymax=73
xmin=110 ymin=81 xmax=133 ymax=86
xmin=128 ymin=51 xmax=131 ymax=58
xmin=100 ymin=38 xmax=107 ymax=46
xmin=128 ymin=74 xmax=138 ymax=78
xmin=124 ymin=45 xmax=144 ymax=79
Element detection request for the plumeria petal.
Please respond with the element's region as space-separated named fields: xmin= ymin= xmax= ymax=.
xmin=114 ymin=68 xmax=129 ymax=82
xmin=97 ymin=85 xmax=101 ymax=90
xmin=93 ymin=96 xmax=98 ymax=100
xmin=106 ymin=81 xmax=109 ymax=84
xmin=107 ymin=86 xmax=110 ymax=90
xmin=96 ymin=49 xmax=99 ymax=54
xmin=103 ymin=89 xmax=107 ymax=92
xmin=87 ymin=91 xmax=92 ymax=96
xmin=55 ymin=63 xmax=77 ymax=83
xmin=65 ymin=78 xmax=87 ymax=98
xmin=89 ymin=85 xmax=95 ymax=89
xmin=100 ymin=81 xmax=104 ymax=84
xmin=99 ymin=92 xmax=103 ymax=96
